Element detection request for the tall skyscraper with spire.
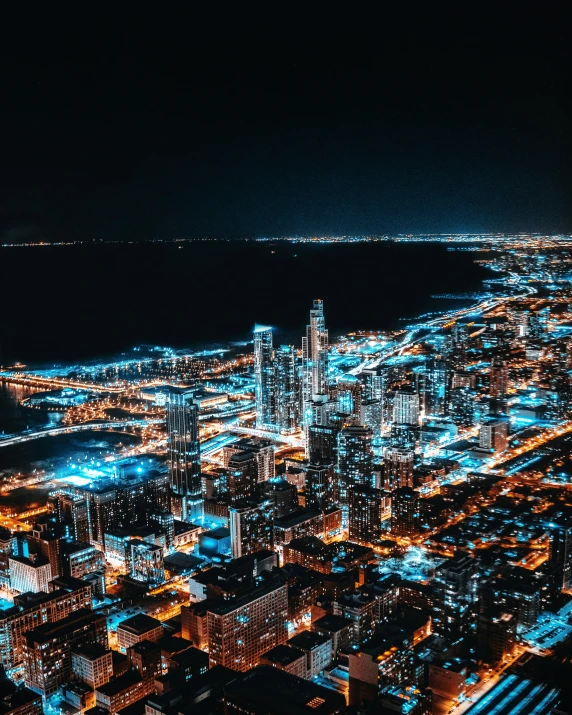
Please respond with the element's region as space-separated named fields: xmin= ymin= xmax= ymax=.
xmin=254 ymin=324 xmax=275 ymax=430
xmin=301 ymin=300 xmax=329 ymax=423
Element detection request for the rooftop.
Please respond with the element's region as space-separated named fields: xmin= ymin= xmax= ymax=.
xmin=223 ymin=665 xmax=345 ymax=714
xmin=117 ymin=613 xmax=163 ymax=635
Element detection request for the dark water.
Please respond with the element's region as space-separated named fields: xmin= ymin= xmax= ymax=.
xmin=0 ymin=241 xmax=487 ymax=475
xmin=0 ymin=383 xmax=141 ymax=476
xmin=0 ymin=241 xmax=488 ymax=367
xmin=0 ymin=383 xmax=61 ymax=434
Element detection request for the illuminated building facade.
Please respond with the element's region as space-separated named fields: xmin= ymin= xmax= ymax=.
xmin=116 ymin=614 xmax=163 ymax=650
xmin=384 ymin=447 xmax=414 ymax=490
xmin=207 ymin=583 xmax=288 ymax=671
xmin=129 ymin=539 xmax=164 ymax=585
xmin=263 ymin=478 xmax=298 ymax=517
xmin=336 ymin=374 xmax=363 ymax=424
xmin=305 ymin=461 xmax=335 ymax=511
xmin=479 ymin=417 xmax=509 ymax=452
xmin=61 ymin=541 xmax=105 ymax=581
xmin=489 ymin=356 xmax=508 ymax=411
xmin=432 ymin=552 xmax=479 ymax=638
xmin=229 ymin=500 xmax=274 ymax=560
xmin=274 ymin=345 xmax=300 ymax=433
xmin=423 ymin=357 xmax=450 ymax=416
xmin=0 ymin=580 xmax=93 ymax=668
xmin=227 ymin=451 xmax=258 ymax=503
xmin=22 ymin=609 xmax=107 ymax=698
xmin=9 ymin=555 xmax=52 ymax=594
xmin=302 ymin=299 xmax=329 ymax=414
xmin=224 ymin=437 xmax=275 ymax=483
xmin=392 ymin=389 xmax=420 ymax=426
xmin=390 ymin=487 xmax=420 ymax=537
xmin=254 ymin=324 xmax=275 ymax=430
xmin=449 ymin=386 xmax=477 ymax=426
xmin=548 ymin=517 xmax=572 ymax=591
xmin=308 ymin=424 xmax=338 ymax=463
xmin=165 ymin=387 xmax=201 ymax=520
xmin=71 ymin=643 xmax=114 ymax=689
xmin=337 ymin=425 xmax=374 ymax=503
xmin=348 ymin=485 xmax=385 ymax=544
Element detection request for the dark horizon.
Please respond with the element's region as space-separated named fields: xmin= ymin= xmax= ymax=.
xmin=0 ymin=242 xmax=487 ymax=367
xmin=1 ymin=4 xmax=571 ymax=244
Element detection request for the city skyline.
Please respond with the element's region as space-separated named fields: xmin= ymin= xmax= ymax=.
xmin=1 ymin=237 xmax=572 ymax=713
xmin=2 ymin=5 xmax=572 ymax=714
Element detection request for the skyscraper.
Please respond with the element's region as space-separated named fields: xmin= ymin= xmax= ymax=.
xmin=384 ymin=448 xmax=414 ymax=490
xmin=423 ymin=358 xmax=450 ymax=416
xmin=302 ymin=300 xmax=329 ymax=410
xmin=337 ymin=425 xmax=374 ymax=504
xmin=433 ymin=552 xmax=479 ymax=637
xmin=390 ymin=487 xmax=420 ymax=537
xmin=348 ymin=485 xmax=385 ymax=544
xmin=254 ymin=325 xmax=275 ymax=430
xmin=489 ymin=357 xmax=508 ymax=411
xmin=227 ymin=451 xmax=258 ymax=504
xmin=305 ymin=462 xmax=335 ymax=511
xmin=274 ymin=345 xmax=300 ymax=434
xmin=207 ymin=582 xmax=288 ymax=671
xmin=308 ymin=425 xmax=339 ymax=463
xmin=392 ymin=389 xmax=420 ymax=426
xmin=449 ymin=386 xmax=477 ymax=427
xmin=166 ymin=387 xmax=201 ymax=521
xmin=336 ymin=374 xmax=363 ymax=423
xmin=548 ymin=516 xmax=572 ymax=591
xmin=229 ymin=500 xmax=274 ymax=560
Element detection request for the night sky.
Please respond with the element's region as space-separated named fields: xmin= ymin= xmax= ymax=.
xmin=0 ymin=3 xmax=570 ymax=242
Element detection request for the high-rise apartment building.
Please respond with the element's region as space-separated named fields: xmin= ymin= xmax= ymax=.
xmin=165 ymin=387 xmax=201 ymax=520
xmin=305 ymin=462 xmax=335 ymax=511
xmin=207 ymin=583 xmax=288 ymax=671
xmin=384 ymin=448 xmax=414 ymax=490
xmin=224 ymin=437 xmax=275 ymax=484
xmin=9 ymin=555 xmax=52 ymax=594
xmin=433 ymin=552 xmax=479 ymax=638
xmin=337 ymin=425 xmax=373 ymax=503
xmin=308 ymin=425 xmax=339 ymax=463
xmin=479 ymin=417 xmax=509 ymax=452
xmin=392 ymin=389 xmax=420 ymax=426
xmin=390 ymin=487 xmax=420 ymax=537
xmin=229 ymin=500 xmax=274 ymax=560
xmin=423 ymin=358 xmax=450 ymax=416
xmin=254 ymin=325 xmax=275 ymax=430
xmin=227 ymin=451 xmax=258 ymax=504
xmin=450 ymin=387 xmax=477 ymax=427
xmin=23 ymin=609 xmax=107 ymax=698
xmin=548 ymin=516 xmax=572 ymax=591
xmin=275 ymin=345 xmax=300 ymax=434
xmin=348 ymin=485 xmax=385 ymax=544
xmin=336 ymin=375 xmax=363 ymax=424
xmin=489 ymin=357 xmax=508 ymax=409
xmin=302 ymin=300 xmax=329 ymax=410
xmin=0 ymin=579 xmax=93 ymax=668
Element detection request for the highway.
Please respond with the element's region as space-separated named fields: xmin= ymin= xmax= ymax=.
xmin=0 ymin=372 xmax=124 ymax=393
xmin=349 ymin=275 xmax=536 ymax=376
xmin=0 ymin=418 xmax=164 ymax=448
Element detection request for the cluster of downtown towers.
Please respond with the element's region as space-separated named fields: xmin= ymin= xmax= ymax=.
xmin=166 ymin=299 xmax=428 ymax=539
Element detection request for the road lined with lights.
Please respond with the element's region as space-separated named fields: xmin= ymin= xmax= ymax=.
xmin=0 ymin=418 xmax=164 ymax=448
